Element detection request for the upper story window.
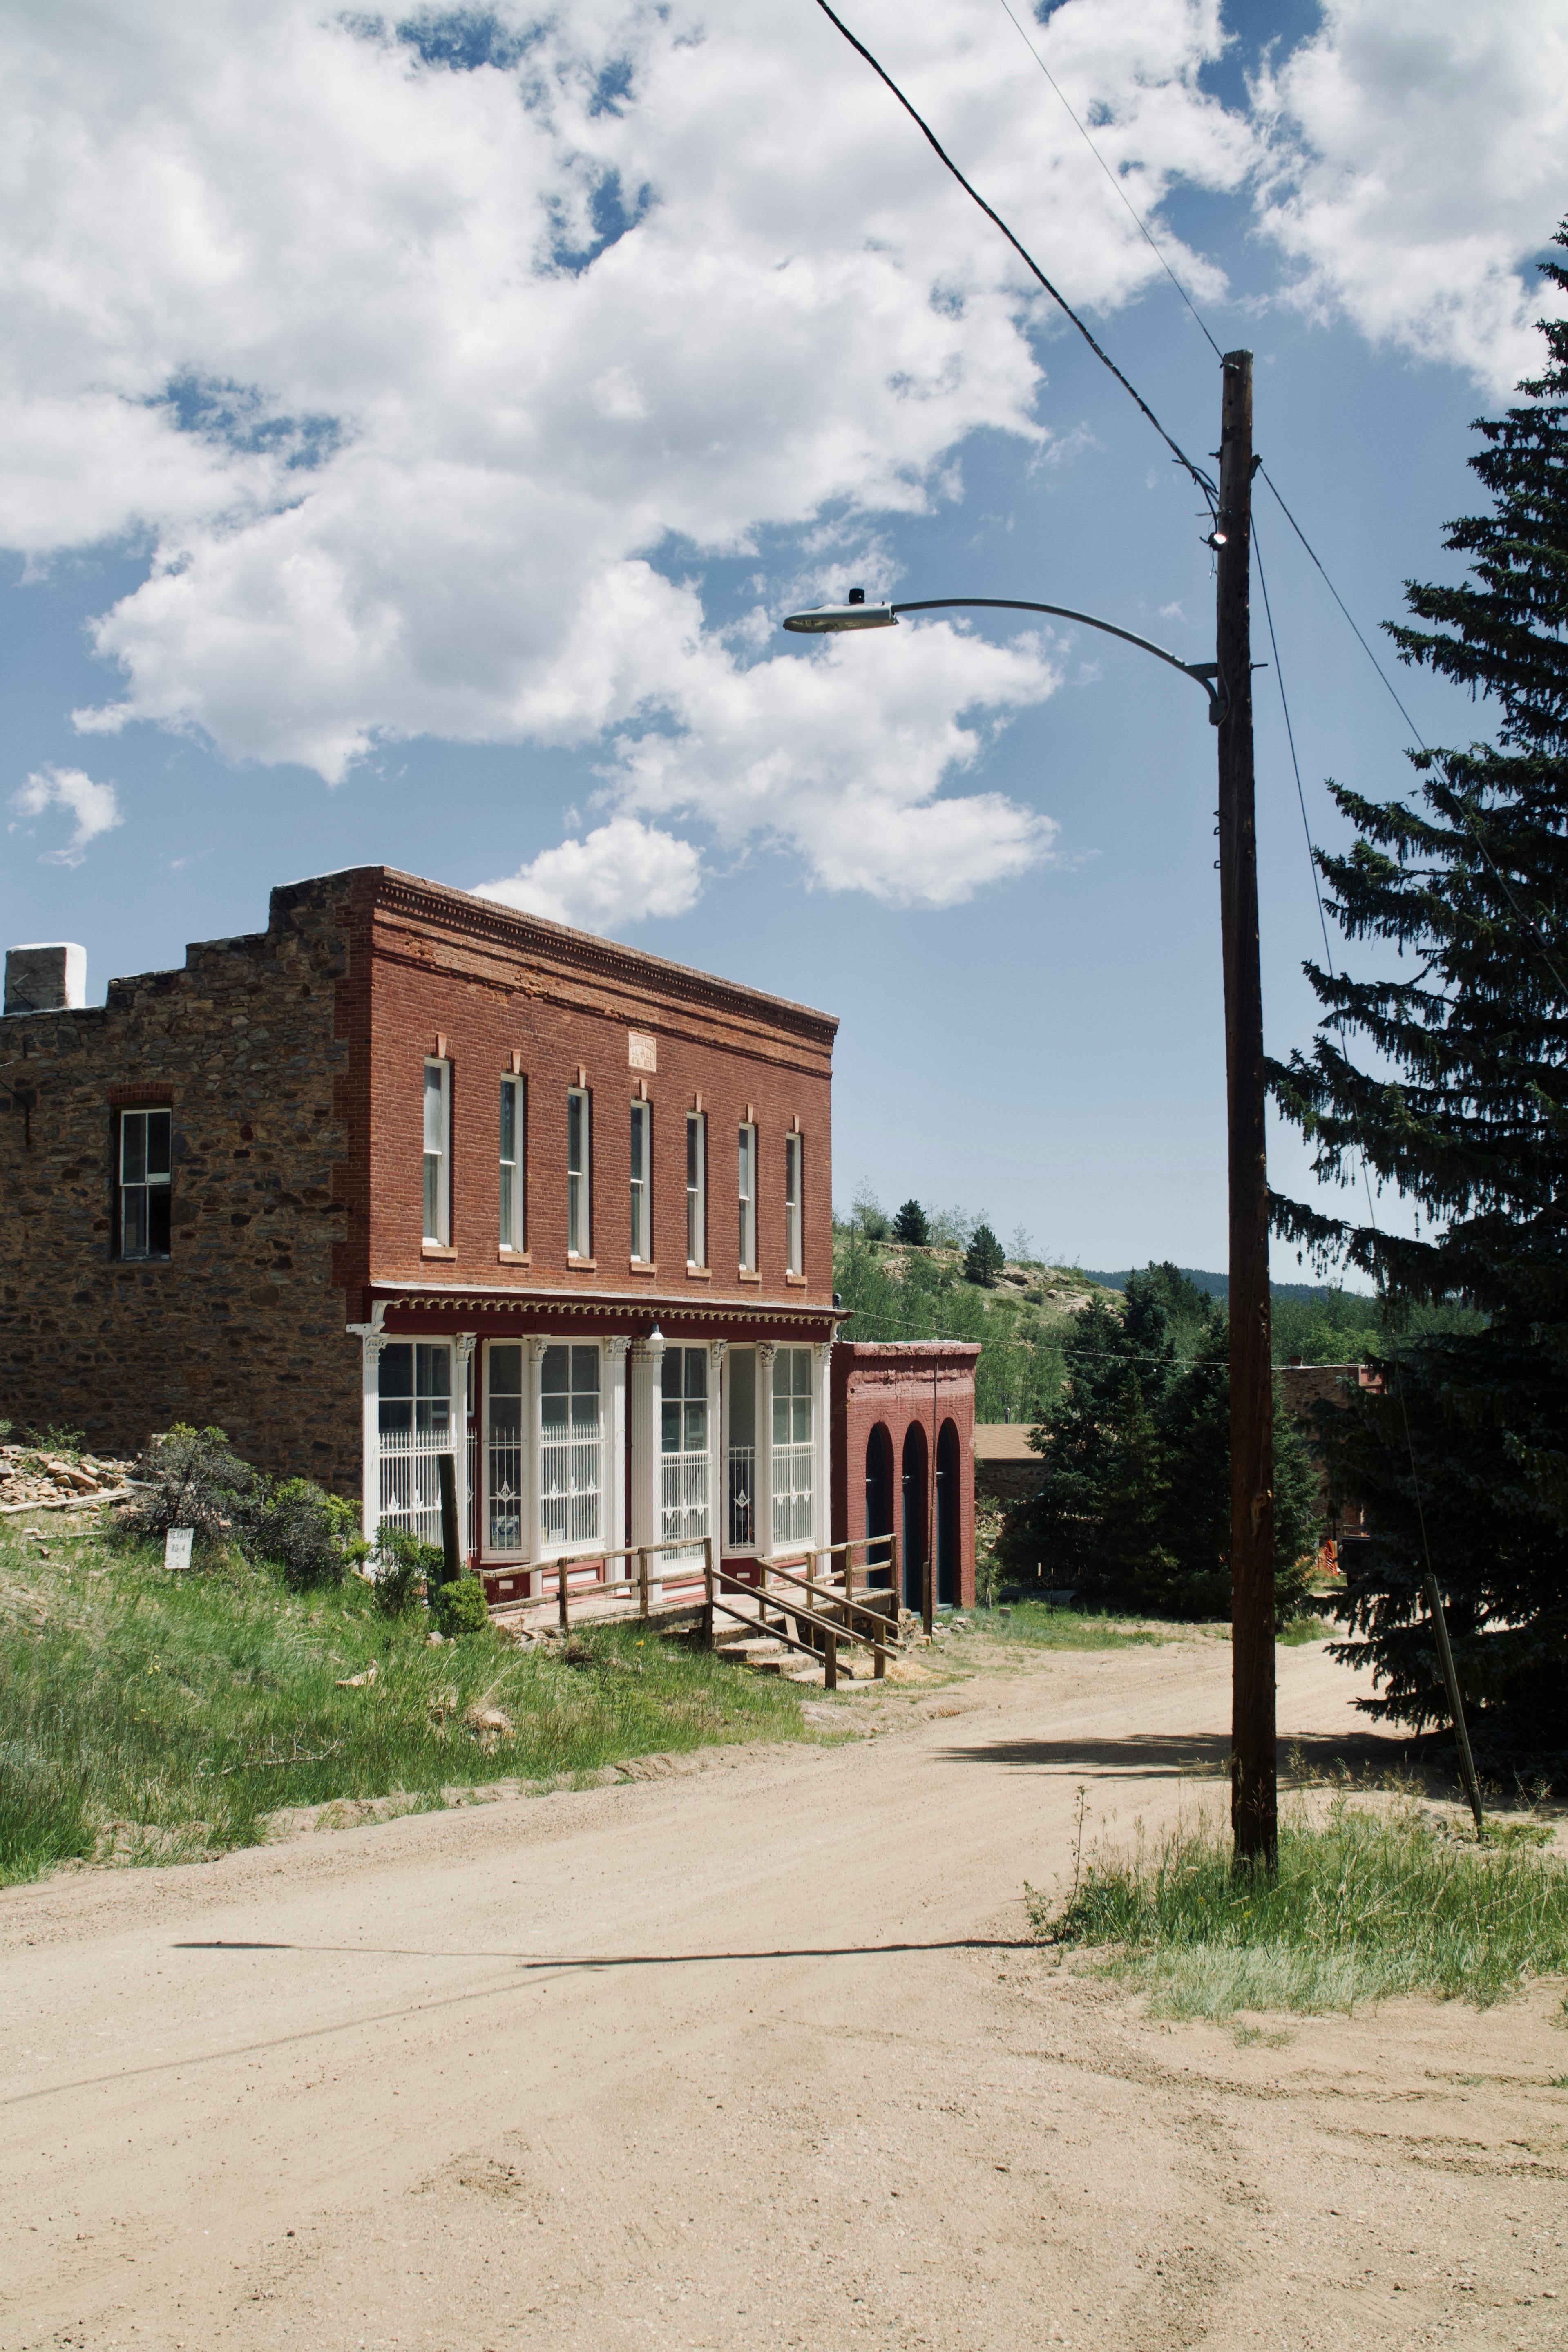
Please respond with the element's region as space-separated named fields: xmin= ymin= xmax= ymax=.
xmin=118 ymin=1108 xmax=171 ymax=1261
xmin=499 ymin=1075 xmax=525 ymax=1251
xmin=567 ymin=1086 xmax=591 ymax=1256
xmin=784 ymin=1131 xmax=803 ymax=1275
xmin=737 ymin=1122 xmax=756 ymax=1271
xmin=686 ymin=1110 xmax=706 ymax=1267
xmin=630 ymin=1099 xmax=651 ymax=1262
xmin=423 ymin=1059 xmax=451 ymax=1244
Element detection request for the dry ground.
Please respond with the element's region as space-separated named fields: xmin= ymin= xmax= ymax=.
xmin=3 ymin=1634 xmax=1565 ymax=2352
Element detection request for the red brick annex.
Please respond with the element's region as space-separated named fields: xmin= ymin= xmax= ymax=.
xmin=0 ymin=867 xmax=974 ymax=1616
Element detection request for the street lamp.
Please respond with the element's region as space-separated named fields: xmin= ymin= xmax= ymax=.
xmin=786 ymin=351 xmax=1278 ymax=1870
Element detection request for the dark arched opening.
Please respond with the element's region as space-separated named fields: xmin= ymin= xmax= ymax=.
xmin=900 ymin=1422 xmax=928 ymax=1610
xmin=864 ymin=1423 xmax=895 ymax=1588
xmin=935 ymin=1418 xmax=961 ymax=1607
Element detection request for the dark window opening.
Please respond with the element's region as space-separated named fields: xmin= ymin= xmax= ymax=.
xmin=119 ymin=1108 xmax=172 ymax=1260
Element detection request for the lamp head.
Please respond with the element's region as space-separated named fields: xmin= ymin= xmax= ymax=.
xmin=782 ymin=585 xmax=898 ymax=633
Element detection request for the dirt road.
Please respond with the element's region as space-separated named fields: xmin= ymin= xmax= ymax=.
xmin=4 ymin=1636 xmax=1565 ymax=2352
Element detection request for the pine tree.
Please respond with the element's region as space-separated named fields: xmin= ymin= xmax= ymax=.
xmin=1271 ymin=227 xmax=1568 ymax=1763
xmin=892 ymin=1197 xmax=930 ymax=1246
xmin=964 ymin=1221 xmax=1005 ymax=1287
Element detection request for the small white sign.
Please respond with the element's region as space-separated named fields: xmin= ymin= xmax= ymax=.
xmin=628 ymin=1029 xmax=657 ymax=1072
xmin=165 ymin=1526 xmax=194 ymax=1570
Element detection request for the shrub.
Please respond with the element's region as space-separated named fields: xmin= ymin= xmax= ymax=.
xmin=892 ymin=1198 xmax=929 ymax=1247
xmin=114 ymin=1424 xmax=261 ymax=1551
xmin=430 ymin=1574 xmax=491 ymax=1639
xmin=248 ymin=1479 xmax=369 ymax=1589
xmin=373 ymin=1525 xmax=443 ymax=1616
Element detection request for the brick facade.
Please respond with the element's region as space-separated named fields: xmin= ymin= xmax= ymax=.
xmin=831 ymin=1341 xmax=978 ymax=1610
xmin=0 ymin=867 xmax=842 ymax=1597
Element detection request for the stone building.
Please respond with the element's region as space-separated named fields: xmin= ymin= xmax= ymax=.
xmin=0 ymin=867 xmax=853 ymax=1602
xmin=831 ymin=1340 xmax=978 ymax=1610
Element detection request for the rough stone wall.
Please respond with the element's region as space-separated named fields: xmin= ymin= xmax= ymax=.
xmin=831 ymin=1341 xmax=979 ymax=1607
xmin=0 ymin=880 xmax=362 ymax=1487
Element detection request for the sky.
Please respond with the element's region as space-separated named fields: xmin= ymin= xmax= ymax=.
xmin=1 ymin=0 xmax=1562 ymax=1275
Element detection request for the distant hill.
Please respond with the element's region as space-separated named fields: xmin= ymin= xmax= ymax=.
xmin=1082 ymin=1266 xmax=1371 ymax=1307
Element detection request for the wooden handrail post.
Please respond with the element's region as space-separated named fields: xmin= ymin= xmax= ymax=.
xmin=922 ymin=1539 xmax=934 ymax=1640
xmin=638 ymin=1546 xmax=649 ymax=1620
xmin=558 ymin=1556 xmax=570 ymax=1632
xmin=824 ymin=1628 xmax=838 ymax=1691
xmin=703 ymin=1535 xmax=715 ymax=1651
xmin=890 ymin=1528 xmax=900 ymax=1608
xmin=873 ymin=1641 xmax=886 ymax=1680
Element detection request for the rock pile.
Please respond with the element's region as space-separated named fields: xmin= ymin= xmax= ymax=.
xmin=0 ymin=1447 xmax=135 ymax=1510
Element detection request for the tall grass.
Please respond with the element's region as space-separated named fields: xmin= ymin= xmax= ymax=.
xmin=0 ymin=1531 xmax=810 ymax=1885
xmin=1032 ymin=1796 xmax=1568 ymax=2015
xmin=960 ymin=1599 xmax=1173 ymax=1651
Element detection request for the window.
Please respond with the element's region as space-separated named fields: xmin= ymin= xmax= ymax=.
xmin=784 ymin=1131 xmax=803 ymax=1275
xmin=119 ymin=1108 xmax=171 ymax=1260
xmin=567 ymin=1087 xmax=591 ymax=1256
xmin=686 ymin=1111 xmax=706 ymax=1266
xmin=771 ymin=1345 xmax=814 ymax=1547
xmin=540 ymin=1342 xmax=601 ymax=1547
xmin=499 ymin=1076 xmax=525 ymax=1251
xmin=629 ymin=1099 xmax=651 ymax=1261
xmin=423 ymin=1059 xmax=451 ymax=1244
xmin=376 ymin=1341 xmax=451 ymax=1544
xmin=661 ymin=1344 xmax=710 ymax=1556
xmin=737 ymin=1122 xmax=756 ymax=1271
xmin=486 ymin=1343 xmax=525 ymax=1555
xmin=726 ymin=1346 xmax=756 ymax=1547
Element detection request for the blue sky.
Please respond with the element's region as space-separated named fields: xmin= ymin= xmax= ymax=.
xmin=1 ymin=0 xmax=1561 ymax=1272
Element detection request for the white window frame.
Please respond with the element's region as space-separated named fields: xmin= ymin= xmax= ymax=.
xmin=423 ymin=1059 xmax=451 ymax=1245
xmin=484 ymin=1340 xmax=526 ymax=1558
xmin=499 ymin=1074 xmax=525 ymax=1252
xmin=377 ymin=1339 xmax=453 ymax=1546
xmin=630 ymin=1099 xmax=651 ymax=1262
xmin=118 ymin=1107 xmax=172 ymax=1262
xmin=771 ymin=1344 xmax=813 ymax=1548
xmin=567 ymin=1086 xmax=591 ymax=1258
xmin=538 ymin=1339 xmax=602 ymax=1555
xmin=737 ymin=1121 xmax=756 ymax=1271
xmin=686 ymin=1110 xmax=707 ymax=1268
xmin=784 ymin=1131 xmax=803 ymax=1275
xmin=660 ymin=1342 xmax=711 ymax=1560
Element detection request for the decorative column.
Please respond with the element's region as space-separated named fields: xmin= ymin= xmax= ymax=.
xmin=607 ymin=1336 xmax=630 ymax=1577
xmin=710 ymin=1338 xmax=728 ymax=1559
xmin=811 ymin=1340 xmax=833 ymax=1558
xmin=526 ymin=1335 xmax=548 ymax=1593
xmin=628 ymin=1325 xmax=666 ymax=1572
xmin=757 ymin=1341 xmax=776 ymax=1562
xmin=346 ymin=1305 xmax=387 ymax=1546
xmin=454 ymin=1331 xmax=477 ymax=1566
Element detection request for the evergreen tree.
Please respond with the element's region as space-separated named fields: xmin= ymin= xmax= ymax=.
xmin=892 ymin=1197 xmax=930 ymax=1246
xmin=1271 ymin=228 xmax=1568 ymax=1762
xmin=964 ymin=1220 xmax=1005 ymax=1287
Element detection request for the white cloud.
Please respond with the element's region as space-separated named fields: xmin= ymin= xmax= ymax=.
xmin=475 ymin=816 xmax=702 ymax=933
xmin=1255 ymin=0 xmax=1568 ymax=391
xmin=0 ymin=0 xmax=1250 ymax=902
xmin=8 ymin=765 xmax=122 ymax=865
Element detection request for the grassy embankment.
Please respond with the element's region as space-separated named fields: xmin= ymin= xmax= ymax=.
xmin=0 ymin=1522 xmax=811 ymax=1886
xmin=1033 ymin=1795 xmax=1568 ymax=2016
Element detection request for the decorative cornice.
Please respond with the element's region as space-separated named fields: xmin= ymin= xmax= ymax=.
xmin=367 ymin=1276 xmax=837 ymax=1327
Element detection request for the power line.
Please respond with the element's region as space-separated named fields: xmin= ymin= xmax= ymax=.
xmin=990 ymin=0 xmax=1223 ymax=360
xmin=807 ymin=0 xmax=1217 ymax=513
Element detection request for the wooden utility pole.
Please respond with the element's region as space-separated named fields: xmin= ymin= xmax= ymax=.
xmin=1215 ymin=348 xmax=1277 ymax=1868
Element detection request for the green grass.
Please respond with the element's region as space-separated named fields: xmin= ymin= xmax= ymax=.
xmin=0 ymin=1530 xmax=811 ymax=1885
xmin=1031 ymin=1795 xmax=1568 ymax=2016
xmin=956 ymin=1599 xmax=1175 ymax=1651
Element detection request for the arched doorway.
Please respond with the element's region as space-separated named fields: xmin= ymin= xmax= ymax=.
xmin=900 ymin=1423 xmax=928 ymax=1610
xmin=935 ymin=1418 xmax=960 ymax=1607
xmin=864 ymin=1423 xmax=895 ymax=1588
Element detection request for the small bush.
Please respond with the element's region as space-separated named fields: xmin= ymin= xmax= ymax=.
xmin=114 ymin=1424 xmax=261 ymax=1550
xmin=249 ymin=1479 xmax=369 ymax=1589
xmin=430 ymin=1575 xmax=491 ymax=1639
xmin=373 ymin=1525 xmax=443 ymax=1616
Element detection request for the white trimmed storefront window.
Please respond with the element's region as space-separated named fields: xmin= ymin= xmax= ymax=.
xmin=660 ymin=1343 xmax=710 ymax=1560
xmin=771 ymin=1344 xmax=813 ymax=1547
xmin=541 ymin=1342 xmax=601 ymax=1549
xmin=378 ymin=1341 xmax=451 ymax=1543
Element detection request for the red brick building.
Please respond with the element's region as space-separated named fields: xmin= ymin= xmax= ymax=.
xmin=831 ymin=1340 xmax=978 ymax=1610
xmin=0 ymin=867 xmax=844 ymax=1600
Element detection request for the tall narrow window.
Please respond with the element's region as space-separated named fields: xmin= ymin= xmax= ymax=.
xmin=540 ymin=1342 xmax=601 ymax=1547
xmin=423 ymin=1059 xmax=451 ymax=1244
xmin=686 ymin=1111 xmax=706 ymax=1267
xmin=771 ymin=1345 xmax=814 ymax=1547
xmin=629 ymin=1099 xmax=651 ymax=1261
xmin=499 ymin=1075 xmax=525 ymax=1251
xmin=486 ymin=1343 xmax=525 ymax=1555
xmin=737 ymin=1122 xmax=756 ymax=1271
xmin=567 ymin=1086 xmax=591 ymax=1256
xmin=784 ymin=1131 xmax=803 ymax=1274
xmin=660 ymin=1344 xmax=710 ymax=1559
xmin=118 ymin=1108 xmax=172 ymax=1260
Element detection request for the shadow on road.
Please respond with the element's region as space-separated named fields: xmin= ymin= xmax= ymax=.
xmin=934 ymin=1729 xmax=1417 ymax=1781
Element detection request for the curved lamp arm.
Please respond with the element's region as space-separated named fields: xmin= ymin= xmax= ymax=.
xmin=783 ymin=594 xmax=1225 ymax=723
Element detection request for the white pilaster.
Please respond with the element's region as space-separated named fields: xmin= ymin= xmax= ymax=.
xmin=629 ymin=1326 xmax=666 ymax=1585
xmin=526 ymin=1334 xmax=548 ymax=1586
xmin=811 ymin=1340 xmax=833 ymax=1557
xmin=757 ymin=1340 xmax=776 ymax=1562
xmin=710 ymin=1339 xmax=728 ymax=1558
xmin=454 ymin=1331 xmax=477 ymax=1566
xmin=346 ymin=1304 xmax=388 ymax=1546
xmin=607 ymin=1336 xmax=630 ymax=1577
